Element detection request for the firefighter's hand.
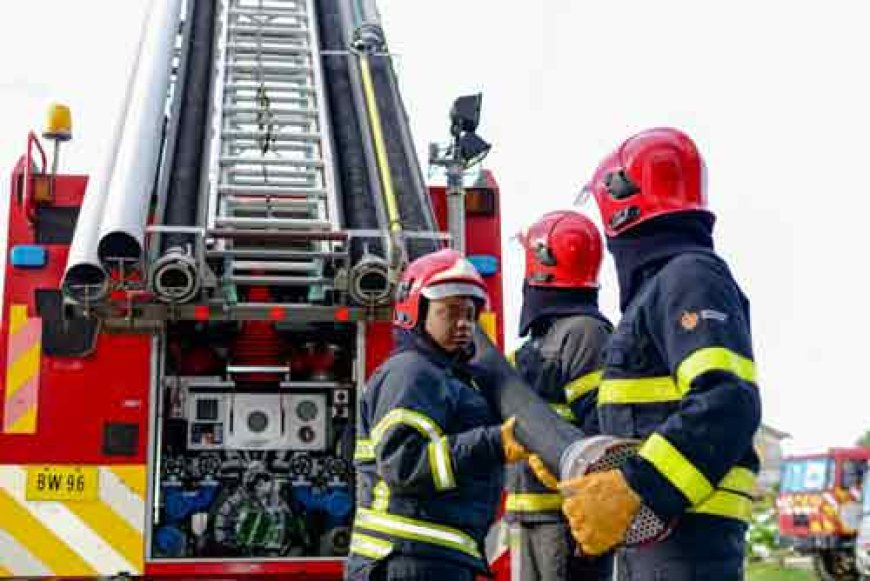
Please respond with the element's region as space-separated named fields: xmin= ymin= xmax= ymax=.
xmin=528 ymin=454 xmax=559 ymax=490
xmin=559 ymin=470 xmax=641 ymax=555
xmin=501 ymin=417 xmax=530 ymax=464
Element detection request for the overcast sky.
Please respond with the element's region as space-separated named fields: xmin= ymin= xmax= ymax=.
xmin=0 ymin=1 xmax=868 ymax=454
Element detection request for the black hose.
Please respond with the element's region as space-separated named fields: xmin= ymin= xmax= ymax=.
xmin=316 ymin=0 xmax=383 ymax=263
xmin=160 ymin=0 xmax=214 ymax=253
xmin=473 ymin=330 xmax=585 ymax=474
xmin=367 ymin=46 xmax=439 ymax=260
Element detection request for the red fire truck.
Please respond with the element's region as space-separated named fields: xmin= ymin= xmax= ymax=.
xmin=777 ymin=447 xmax=870 ymax=580
xmin=0 ymin=0 xmax=511 ymax=577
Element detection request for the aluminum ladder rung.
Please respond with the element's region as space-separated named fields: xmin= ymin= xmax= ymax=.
xmin=225 ymin=185 xmax=318 ymax=195
xmin=224 ymin=195 xmax=318 ymax=208
xmin=225 ymin=84 xmax=315 ymax=96
xmin=214 ymin=216 xmax=331 ymax=230
xmin=225 ymin=146 xmax=316 ymax=157
xmin=225 ymin=113 xmax=317 ymax=126
xmin=223 ymin=106 xmax=317 ymax=118
xmin=219 ymin=156 xmax=324 ymax=169
xmin=229 ymin=25 xmax=309 ymax=38
xmin=230 ymin=0 xmax=306 ymax=7
xmin=208 ymin=248 xmax=346 ymax=260
xmin=226 ymin=63 xmax=311 ymax=76
xmin=224 ymin=165 xmax=317 ymax=177
xmin=229 ymin=8 xmax=307 ymax=20
xmin=224 ymin=95 xmax=314 ymax=107
xmin=225 ymin=167 xmax=317 ymax=179
xmin=209 ymin=229 xmax=347 ymax=242
xmin=226 ymin=76 xmax=313 ymax=88
xmin=227 ymin=43 xmax=310 ymax=57
xmin=227 ymin=38 xmax=307 ymax=50
xmin=217 ymin=184 xmax=326 ymax=197
xmin=221 ymin=130 xmax=321 ymax=143
xmin=226 ymin=121 xmax=314 ymax=132
xmin=225 ymin=78 xmax=313 ymax=89
xmin=223 ymin=183 xmax=317 ymax=195
xmin=226 ymin=210 xmax=319 ymax=221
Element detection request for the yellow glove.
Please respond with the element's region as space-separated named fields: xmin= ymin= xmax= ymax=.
xmin=528 ymin=454 xmax=559 ymax=490
xmin=501 ymin=417 xmax=530 ymax=464
xmin=559 ymin=470 xmax=641 ymax=555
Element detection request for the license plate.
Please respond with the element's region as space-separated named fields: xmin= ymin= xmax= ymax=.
xmin=26 ymin=466 xmax=99 ymax=501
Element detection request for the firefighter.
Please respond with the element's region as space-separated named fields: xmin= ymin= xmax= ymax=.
xmin=345 ymin=249 xmax=529 ymax=581
xmin=506 ymin=210 xmax=613 ymax=581
xmin=558 ymin=127 xmax=761 ymax=580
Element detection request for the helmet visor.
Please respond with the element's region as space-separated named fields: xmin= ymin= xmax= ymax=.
xmin=575 ymin=183 xmax=593 ymax=207
xmin=421 ymin=282 xmax=488 ymax=304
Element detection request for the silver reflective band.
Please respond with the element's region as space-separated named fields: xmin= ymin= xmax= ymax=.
xmin=350 ymin=532 xmax=393 ymax=560
xmin=355 ymin=438 xmax=375 ymax=461
xmin=429 ymin=436 xmax=456 ymax=490
xmin=356 ymin=508 xmax=481 ymax=558
xmin=372 ymin=408 xmax=443 ymax=443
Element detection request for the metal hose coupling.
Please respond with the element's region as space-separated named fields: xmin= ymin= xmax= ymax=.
xmin=559 ymin=436 xmax=671 ymax=547
xmin=149 ymin=247 xmax=200 ymax=304
xmin=348 ymin=252 xmax=392 ymax=306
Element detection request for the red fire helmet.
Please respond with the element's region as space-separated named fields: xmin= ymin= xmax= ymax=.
xmin=583 ymin=127 xmax=708 ymax=236
xmin=519 ymin=210 xmax=602 ymax=288
xmin=393 ymin=249 xmax=489 ymax=329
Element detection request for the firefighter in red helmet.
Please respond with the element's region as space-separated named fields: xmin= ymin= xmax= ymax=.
xmin=346 ymin=249 xmax=529 ymax=581
xmin=560 ymin=128 xmax=761 ymax=580
xmin=505 ymin=211 xmax=614 ymax=581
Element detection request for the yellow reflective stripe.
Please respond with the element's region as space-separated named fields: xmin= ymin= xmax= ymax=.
xmin=355 ymin=438 xmax=375 ymax=462
xmin=428 ymin=436 xmax=456 ymax=491
xmin=718 ymin=466 xmax=756 ymax=495
xmin=479 ymin=311 xmax=498 ymax=343
xmin=505 ymin=492 xmax=563 ymax=512
xmin=372 ymin=480 xmax=390 ymax=512
xmin=689 ymin=489 xmax=753 ymax=522
xmin=676 ymin=347 xmax=757 ymax=395
xmin=508 ymin=525 xmax=521 ymax=550
xmin=371 ymin=408 xmax=443 ymax=444
xmin=7 ymin=409 xmax=36 ymax=434
xmin=638 ymin=434 xmax=713 ymax=505
xmin=564 ymin=370 xmax=603 ymax=404
xmin=109 ymin=466 xmax=146 ymax=500
xmin=0 ymin=487 xmax=97 ymax=575
xmin=350 ymin=532 xmax=393 ymax=560
xmin=550 ymin=403 xmax=575 ymax=421
xmin=358 ymin=55 xmax=401 ymax=232
xmin=507 ymin=350 xmax=517 ymax=368
xmin=598 ymin=376 xmax=681 ymax=405
xmin=63 ymin=499 xmax=144 ymax=571
xmin=6 ymin=343 xmax=41 ymax=399
xmin=8 ymin=304 xmax=28 ymax=335
xmin=356 ymin=508 xmax=481 ymax=559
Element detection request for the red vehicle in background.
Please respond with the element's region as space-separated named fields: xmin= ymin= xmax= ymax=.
xmin=777 ymin=447 xmax=870 ymax=580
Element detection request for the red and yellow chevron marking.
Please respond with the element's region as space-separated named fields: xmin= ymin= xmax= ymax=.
xmin=0 ymin=465 xmax=145 ymax=578
xmin=3 ymin=305 xmax=42 ymax=434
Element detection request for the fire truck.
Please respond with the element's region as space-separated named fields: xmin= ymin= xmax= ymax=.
xmin=777 ymin=447 xmax=870 ymax=580
xmin=0 ymin=0 xmax=510 ymax=578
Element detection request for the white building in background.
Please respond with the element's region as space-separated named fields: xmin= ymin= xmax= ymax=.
xmin=755 ymin=424 xmax=791 ymax=492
